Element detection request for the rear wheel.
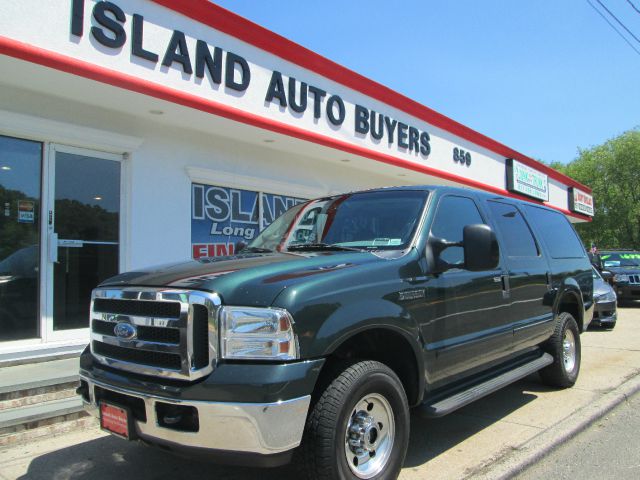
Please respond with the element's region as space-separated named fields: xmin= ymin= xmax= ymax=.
xmin=539 ymin=312 xmax=581 ymax=388
xmin=301 ymin=360 xmax=409 ymax=480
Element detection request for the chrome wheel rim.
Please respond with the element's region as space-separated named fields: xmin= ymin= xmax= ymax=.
xmin=563 ymin=328 xmax=576 ymax=373
xmin=344 ymin=393 xmax=395 ymax=479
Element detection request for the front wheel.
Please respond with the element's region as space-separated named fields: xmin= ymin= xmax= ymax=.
xmin=301 ymin=360 xmax=409 ymax=480
xmin=539 ymin=312 xmax=581 ymax=388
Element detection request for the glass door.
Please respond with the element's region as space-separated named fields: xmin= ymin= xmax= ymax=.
xmin=45 ymin=145 xmax=122 ymax=340
xmin=0 ymin=135 xmax=42 ymax=342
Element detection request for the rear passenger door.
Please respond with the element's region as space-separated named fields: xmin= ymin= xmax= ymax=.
xmin=485 ymin=201 xmax=553 ymax=349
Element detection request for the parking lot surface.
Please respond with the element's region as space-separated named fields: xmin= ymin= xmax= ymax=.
xmin=1 ymin=306 xmax=639 ymax=480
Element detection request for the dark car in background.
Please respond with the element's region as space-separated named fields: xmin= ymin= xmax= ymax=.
xmin=590 ymin=267 xmax=617 ymax=329
xmin=599 ymin=251 xmax=640 ymax=304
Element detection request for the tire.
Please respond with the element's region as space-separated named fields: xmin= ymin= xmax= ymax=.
xmin=539 ymin=312 xmax=581 ymax=388
xmin=301 ymin=360 xmax=410 ymax=480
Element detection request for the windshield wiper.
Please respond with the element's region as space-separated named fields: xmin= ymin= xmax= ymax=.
xmin=286 ymin=243 xmax=363 ymax=252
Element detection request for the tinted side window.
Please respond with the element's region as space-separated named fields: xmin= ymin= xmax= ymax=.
xmin=523 ymin=205 xmax=585 ymax=258
xmin=487 ymin=201 xmax=538 ymax=257
xmin=431 ymin=196 xmax=484 ymax=265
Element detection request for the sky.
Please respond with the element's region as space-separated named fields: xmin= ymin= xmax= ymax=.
xmin=211 ymin=0 xmax=640 ymax=165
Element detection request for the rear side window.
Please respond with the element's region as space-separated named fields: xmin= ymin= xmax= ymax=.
xmin=487 ymin=201 xmax=539 ymax=257
xmin=430 ymin=195 xmax=485 ymax=265
xmin=523 ymin=205 xmax=585 ymax=259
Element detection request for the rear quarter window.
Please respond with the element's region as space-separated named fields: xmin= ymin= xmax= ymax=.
xmin=523 ymin=205 xmax=585 ymax=259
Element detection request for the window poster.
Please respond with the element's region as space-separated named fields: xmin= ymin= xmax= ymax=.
xmin=191 ymin=183 xmax=305 ymax=259
xmin=261 ymin=192 xmax=305 ymax=229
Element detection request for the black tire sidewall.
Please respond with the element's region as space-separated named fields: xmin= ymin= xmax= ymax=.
xmin=333 ymin=367 xmax=409 ymax=480
xmin=560 ymin=314 xmax=581 ymax=383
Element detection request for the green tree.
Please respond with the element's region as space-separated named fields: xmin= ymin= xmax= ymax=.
xmin=557 ymin=129 xmax=640 ymax=249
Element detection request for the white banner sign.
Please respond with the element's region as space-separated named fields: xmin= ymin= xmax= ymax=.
xmin=506 ymin=158 xmax=549 ymax=201
xmin=569 ymin=187 xmax=594 ymax=216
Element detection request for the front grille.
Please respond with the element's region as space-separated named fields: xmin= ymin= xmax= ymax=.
xmin=90 ymin=288 xmax=220 ymax=381
xmin=93 ymin=298 xmax=181 ymax=318
xmin=92 ymin=319 xmax=180 ymax=344
xmin=192 ymin=304 xmax=209 ymax=369
xmin=629 ymin=275 xmax=640 ymax=284
xmin=93 ymin=341 xmax=182 ymax=370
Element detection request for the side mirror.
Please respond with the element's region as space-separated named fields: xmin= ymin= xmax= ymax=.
xmin=600 ymin=270 xmax=613 ymax=281
xmin=234 ymin=240 xmax=247 ymax=254
xmin=463 ymin=224 xmax=499 ymax=271
xmin=426 ymin=235 xmax=460 ymax=274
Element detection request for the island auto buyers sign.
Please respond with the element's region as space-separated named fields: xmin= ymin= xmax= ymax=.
xmin=66 ymin=0 xmax=432 ymax=160
xmin=191 ymin=184 xmax=304 ymax=259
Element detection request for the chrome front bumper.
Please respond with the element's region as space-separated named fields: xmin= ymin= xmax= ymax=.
xmin=80 ymin=376 xmax=310 ymax=455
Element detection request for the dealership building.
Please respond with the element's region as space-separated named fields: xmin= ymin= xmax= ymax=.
xmin=0 ymin=0 xmax=594 ymax=362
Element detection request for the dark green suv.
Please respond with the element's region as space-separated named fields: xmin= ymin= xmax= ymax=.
xmin=78 ymin=186 xmax=593 ymax=480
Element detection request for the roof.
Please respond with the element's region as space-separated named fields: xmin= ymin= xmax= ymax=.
xmin=325 ymin=185 xmax=565 ymax=213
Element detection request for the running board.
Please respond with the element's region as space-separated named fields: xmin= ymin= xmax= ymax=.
xmin=420 ymin=353 xmax=554 ymax=418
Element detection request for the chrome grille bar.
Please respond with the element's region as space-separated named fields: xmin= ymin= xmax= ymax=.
xmin=90 ymin=287 xmax=220 ymax=381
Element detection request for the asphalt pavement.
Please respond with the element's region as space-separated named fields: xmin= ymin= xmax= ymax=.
xmin=1 ymin=305 xmax=640 ymax=480
xmin=515 ymin=389 xmax=640 ymax=480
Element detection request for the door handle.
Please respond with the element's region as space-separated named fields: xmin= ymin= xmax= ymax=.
xmin=58 ymin=239 xmax=84 ymax=248
xmin=501 ymin=273 xmax=511 ymax=299
xmin=49 ymin=233 xmax=59 ymax=263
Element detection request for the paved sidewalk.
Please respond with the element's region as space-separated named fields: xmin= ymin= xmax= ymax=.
xmin=1 ymin=307 xmax=639 ymax=480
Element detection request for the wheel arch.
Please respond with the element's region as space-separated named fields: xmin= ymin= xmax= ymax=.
xmin=555 ymin=285 xmax=584 ymax=332
xmin=316 ymin=327 xmax=425 ymax=407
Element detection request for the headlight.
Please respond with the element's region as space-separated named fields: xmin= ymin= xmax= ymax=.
xmin=220 ymin=306 xmax=299 ymax=360
xmin=601 ymin=290 xmax=617 ymax=302
xmin=613 ymin=274 xmax=629 ymax=283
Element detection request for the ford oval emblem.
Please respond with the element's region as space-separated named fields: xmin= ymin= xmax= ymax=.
xmin=114 ymin=322 xmax=137 ymax=340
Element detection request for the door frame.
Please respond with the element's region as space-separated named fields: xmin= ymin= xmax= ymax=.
xmin=41 ymin=143 xmax=125 ymax=343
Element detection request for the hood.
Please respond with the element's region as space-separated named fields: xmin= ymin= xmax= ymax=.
xmin=606 ymin=265 xmax=640 ymax=275
xmin=100 ymin=250 xmax=385 ymax=306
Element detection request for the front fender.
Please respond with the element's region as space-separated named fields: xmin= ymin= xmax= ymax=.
xmin=292 ymin=298 xmax=420 ymax=356
xmin=284 ymin=297 xmax=425 ymax=399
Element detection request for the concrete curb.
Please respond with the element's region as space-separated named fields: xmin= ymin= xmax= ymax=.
xmin=468 ymin=371 xmax=640 ymax=480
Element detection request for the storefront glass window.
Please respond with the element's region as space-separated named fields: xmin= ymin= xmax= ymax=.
xmin=0 ymin=135 xmax=42 ymax=341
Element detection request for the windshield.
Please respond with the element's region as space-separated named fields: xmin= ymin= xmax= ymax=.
xmin=601 ymin=252 xmax=640 ymax=268
xmin=248 ymin=190 xmax=428 ymax=252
